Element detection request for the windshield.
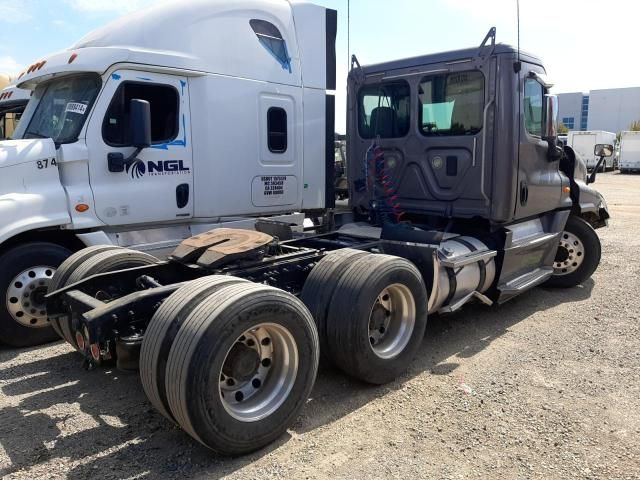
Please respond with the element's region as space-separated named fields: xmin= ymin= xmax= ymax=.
xmin=23 ymin=74 xmax=101 ymax=144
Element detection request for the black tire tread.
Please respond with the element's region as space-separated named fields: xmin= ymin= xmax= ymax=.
xmin=325 ymin=254 xmax=428 ymax=385
xmin=48 ymin=245 xmax=124 ymax=339
xmin=139 ymin=275 xmax=248 ymax=422
xmin=300 ymin=248 xmax=369 ymax=359
xmin=60 ymin=249 xmax=158 ymax=349
xmin=165 ymin=282 xmax=319 ymax=454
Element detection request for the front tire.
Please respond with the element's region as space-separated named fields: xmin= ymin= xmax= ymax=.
xmin=0 ymin=242 xmax=71 ymax=347
xmin=545 ymin=216 xmax=602 ymax=288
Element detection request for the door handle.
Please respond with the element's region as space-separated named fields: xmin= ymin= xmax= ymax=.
xmin=176 ymin=183 xmax=189 ymax=209
xmin=519 ymin=181 xmax=529 ymax=206
xmin=108 ymin=152 xmax=126 ymax=172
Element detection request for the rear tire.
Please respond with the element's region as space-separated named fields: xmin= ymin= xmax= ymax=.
xmin=545 ymin=216 xmax=601 ymax=288
xmin=325 ymin=254 xmax=428 ymax=385
xmin=140 ymin=275 xmax=249 ymax=422
xmin=58 ymin=249 xmax=158 ymax=349
xmin=300 ymin=248 xmax=369 ymax=363
xmin=48 ymin=245 xmax=124 ymax=340
xmin=0 ymin=242 xmax=71 ymax=347
xmin=165 ymin=282 xmax=319 ymax=455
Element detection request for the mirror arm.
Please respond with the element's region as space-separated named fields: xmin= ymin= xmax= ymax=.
xmin=107 ymin=147 xmax=145 ymax=173
xmin=124 ymin=147 xmax=143 ymax=164
xmin=587 ymin=155 xmax=605 ymax=184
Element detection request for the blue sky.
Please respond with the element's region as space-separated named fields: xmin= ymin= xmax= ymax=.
xmin=1 ymin=0 xmax=636 ymax=132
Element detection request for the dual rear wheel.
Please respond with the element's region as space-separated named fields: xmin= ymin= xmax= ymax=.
xmin=140 ymin=278 xmax=319 ymax=455
xmin=49 ymin=245 xmax=426 ymax=455
xmin=138 ymin=250 xmax=427 ymax=454
xmin=301 ymin=251 xmax=428 ymax=385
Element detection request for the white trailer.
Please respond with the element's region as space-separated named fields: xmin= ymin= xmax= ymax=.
xmin=568 ymin=130 xmax=617 ymax=171
xmin=619 ymin=131 xmax=640 ymax=173
xmin=0 ymin=0 xmax=336 ymax=347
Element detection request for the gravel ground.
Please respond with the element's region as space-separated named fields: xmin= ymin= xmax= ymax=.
xmin=0 ymin=172 xmax=639 ymax=480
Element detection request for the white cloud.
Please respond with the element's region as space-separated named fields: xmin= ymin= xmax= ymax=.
xmin=0 ymin=1 xmax=33 ymax=23
xmin=65 ymin=0 xmax=157 ymax=13
xmin=0 ymin=55 xmax=22 ymax=75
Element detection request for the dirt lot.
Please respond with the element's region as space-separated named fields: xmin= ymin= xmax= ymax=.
xmin=0 ymin=172 xmax=639 ymax=480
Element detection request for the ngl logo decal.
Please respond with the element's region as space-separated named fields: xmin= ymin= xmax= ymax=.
xmin=126 ymin=159 xmax=190 ymax=179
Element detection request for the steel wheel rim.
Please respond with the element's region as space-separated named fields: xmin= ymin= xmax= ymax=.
xmin=368 ymin=283 xmax=416 ymax=359
xmin=219 ymin=322 xmax=298 ymax=423
xmin=553 ymin=231 xmax=585 ymax=276
xmin=6 ymin=266 xmax=56 ymax=328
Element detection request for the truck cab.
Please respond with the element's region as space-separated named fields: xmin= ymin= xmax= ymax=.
xmin=0 ymin=0 xmax=337 ymax=347
xmin=0 ymin=84 xmax=30 ymax=140
xmin=347 ymin=35 xmax=609 ymax=305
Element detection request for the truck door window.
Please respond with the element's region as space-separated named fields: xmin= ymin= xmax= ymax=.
xmin=267 ymin=107 xmax=287 ymax=153
xmin=418 ymin=71 xmax=484 ymax=136
xmin=358 ymin=81 xmax=410 ymax=139
xmin=23 ymin=74 xmax=101 ymax=144
xmin=103 ymin=82 xmax=179 ymax=147
xmin=523 ymin=78 xmax=544 ymax=137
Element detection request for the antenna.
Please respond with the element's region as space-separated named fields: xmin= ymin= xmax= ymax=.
xmin=517 ymin=0 xmax=520 ymax=61
xmin=347 ymin=0 xmax=350 ymax=71
xmin=514 ymin=0 xmax=522 ymax=73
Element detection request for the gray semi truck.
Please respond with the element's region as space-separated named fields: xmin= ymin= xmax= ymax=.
xmin=35 ymin=8 xmax=610 ymax=456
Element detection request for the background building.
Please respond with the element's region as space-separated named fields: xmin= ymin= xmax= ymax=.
xmin=557 ymin=87 xmax=640 ymax=133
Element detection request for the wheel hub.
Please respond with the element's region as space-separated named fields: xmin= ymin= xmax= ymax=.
xmin=222 ymin=343 xmax=261 ymax=382
xmin=6 ymin=266 xmax=56 ymax=328
xmin=553 ymin=231 xmax=585 ymax=276
xmin=219 ymin=323 xmax=298 ymax=423
xmin=367 ymin=284 xmax=416 ymax=360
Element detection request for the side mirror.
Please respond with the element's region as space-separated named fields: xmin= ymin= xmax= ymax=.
xmin=543 ymin=94 xmax=559 ymax=140
xmin=130 ymin=99 xmax=151 ymax=149
xmin=594 ymin=143 xmax=613 ymax=157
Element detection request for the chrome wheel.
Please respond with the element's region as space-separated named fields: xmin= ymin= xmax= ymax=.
xmin=219 ymin=323 xmax=298 ymax=423
xmin=368 ymin=283 xmax=416 ymax=359
xmin=553 ymin=231 xmax=585 ymax=276
xmin=6 ymin=266 xmax=55 ymax=328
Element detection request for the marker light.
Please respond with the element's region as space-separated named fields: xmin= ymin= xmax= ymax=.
xmin=75 ymin=203 xmax=90 ymax=213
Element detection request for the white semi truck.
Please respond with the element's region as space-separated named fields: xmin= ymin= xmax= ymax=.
xmin=568 ymin=130 xmax=617 ymax=171
xmin=0 ymin=0 xmax=335 ymax=347
xmin=0 ymin=81 xmax=31 ymax=140
xmin=618 ymin=131 xmax=640 ymax=173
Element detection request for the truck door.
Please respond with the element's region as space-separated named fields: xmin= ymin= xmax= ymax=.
xmin=515 ymin=70 xmax=564 ymax=218
xmin=86 ymin=71 xmax=193 ymax=225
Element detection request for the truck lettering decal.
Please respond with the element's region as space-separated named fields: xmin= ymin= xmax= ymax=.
xmin=36 ymin=158 xmax=57 ymax=169
xmin=260 ymin=176 xmax=286 ymax=196
xmin=125 ymin=159 xmax=190 ymax=179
